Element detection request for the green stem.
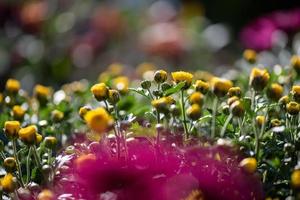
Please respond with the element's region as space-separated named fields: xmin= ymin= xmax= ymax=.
xmin=12 ymin=139 xmax=24 ymax=187
xmin=147 ymin=89 xmax=154 ymax=100
xmin=211 ymin=97 xmax=218 ymax=138
xmin=220 ymin=113 xmax=233 ymax=137
xmin=181 ymin=90 xmax=189 ymax=141
xmin=32 ymin=145 xmax=42 ymax=169
xmin=26 ymin=147 xmax=33 ymax=185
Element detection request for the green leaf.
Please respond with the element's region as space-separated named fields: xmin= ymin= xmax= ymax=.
xmin=163 ymin=82 xmax=185 ymax=96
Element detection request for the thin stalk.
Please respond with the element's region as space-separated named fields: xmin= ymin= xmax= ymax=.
xmin=26 ymin=147 xmax=32 ymax=184
xmin=181 ymin=90 xmax=189 ymax=141
xmin=12 ymin=139 xmax=24 ymax=187
xmin=31 ymin=145 xmax=42 ymax=169
xmin=211 ymin=97 xmax=218 ymax=138
xmin=147 ymin=89 xmax=154 ymax=100
xmin=220 ymin=113 xmax=233 ymax=137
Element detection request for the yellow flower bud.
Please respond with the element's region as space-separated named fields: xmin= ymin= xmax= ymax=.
xmin=291 ymin=55 xmax=300 ymax=73
xmin=152 ymin=98 xmax=169 ymax=113
xmin=210 ymin=77 xmax=233 ymax=97
xmin=1 ymin=173 xmax=17 ymax=193
xmin=5 ymin=79 xmax=20 ymax=93
xmin=286 ymin=101 xmax=300 ymax=115
xmin=84 ymin=107 xmax=114 ymax=134
xmin=243 ymin=49 xmax=257 ymax=63
xmin=239 ymin=157 xmax=257 ymax=173
xmin=75 ymin=153 xmax=97 ymax=171
xmin=279 ymin=95 xmax=289 ymax=105
xmin=34 ymin=84 xmax=52 ymax=101
xmin=256 ymin=116 xmax=265 ymax=127
xmin=249 ymin=68 xmax=270 ymax=91
xmin=44 ymin=136 xmax=57 ymax=149
xmin=189 ymin=92 xmax=204 ymax=106
xmin=18 ymin=125 xmax=37 ymax=145
xmin=37 ymin=189 xmax=55 ymax=200
xmin=171 ymin=71 xmax=193 ymax=89
xmin=291 ymin=169 xmax=300 ymax=188
xmin=187 ymin=104 xmax=201 ymax=120
xmin=267 ymin=83 xmax=283 ymax=101
xmin=291 ymin=85 xmax=300 ymax=103
xmin=79 ymin=106 xmax=91 ymax=119
xmin=12 ymin=105 xmax=25 ymax=120
xmin=227 ymin=87 xmax=242 ymax=97
xmin=154 ymin=70 xmax=168 ymax=83
xmin=36 ymin=133 xmax=43 ymax=144
xmin=51 ymin=109 xmax=64 ymax=122
xmin=0 ymin=93 xmax=3 ymax=104
xmin=227 ymin=96 xmax=239 ymax=106
xmin=4 ymin=157 xmax=17 ymax=173
xmin=4 ymin=121 xmax=20 ymax=139
xmin=108 ymin=89 xmax=120 ymax=104
xmin=113 ymin=76 xmax=129 ymax=94
xmin=270 ymin=119 xmax=281 ymax=127
xmin=194 ymin=80 xmax=209 ymax=94
xmin=91 ymin=83 xmax=109 ymax=101
xmin=230 ymin=100 xmax=244 ymax=117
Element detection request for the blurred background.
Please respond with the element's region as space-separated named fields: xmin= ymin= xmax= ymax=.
xmin=1 ymin=0 xmax=300 ymax=90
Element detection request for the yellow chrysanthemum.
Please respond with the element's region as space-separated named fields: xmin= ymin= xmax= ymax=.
xmin=12 ymin=105 xmax=25 ymax=120
xmin=291 ymin=55 xmax=300 ymax=73
xmin=79 ymin=106 xmax=91 ymax=119
xmin=291 ymin=170 xmax=300 ymax=188
xmin=286 ymin=101 xmax=300 ymax=115
xmin=113 ymin=76 xmax=129 ymax=93
xmin=34 ymin=84 xmax=52 ymax=100
xmin=194 ymin=80 xmax=209 ymax=94
xmin=267 ymin=83 xmax=283 ymax=101
xmin=243 ymin=49 xmax=257 ymax=63
xmin=210 ymin=77 xmax=233 ymax=97
xmin=4 ymin=121 xmax=20 ymax=139
xmin=239 ymin=157 xmax=257 ymax=173
xmin=1 ymin=173 xmax=17 ymax=193
xmin=189 ymin=92 xmax=204 ymax=105
xmin=136 ymin=62 xmax=156 ymax=77
xmin=249 ymin=68 xmax=270 ymax=91
xmin=256 ymin=115 xmax=265 ymax=127
xmin=90 ymin=83 xmax=109 ymax=101
xmin=154 ymin=70 xmax=168 ymax=83
xmin=291 ymin=85 xmax=300 ymax=103
xmin=51 ymin=109 xmax=64 ymax=122
xmin=171 ymin=71 xmax=193 ymax=89
xmin=84 ymin=107 xmax=114 ymax=134
xmin=44 ymin=136 xmax=57 ymax=149
xmin=227 ymin=87 xmax=241 ymax=97
xmin=18 ymin=125 xmax=37 ymax=145
xmin=186 ymin=104 xmax=201 ymax=120
xmin=5 ymin=79 xmax=20 ymax=93
xmin=107 ymin=63 xmax=124 ymax=76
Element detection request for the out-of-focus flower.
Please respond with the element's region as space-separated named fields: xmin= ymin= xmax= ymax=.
xmin=291 ymin=85 xmax=300 ymax=102
xmin=210 ymin=77 xmax=233 ymax=97
xmin=84 ymin=107 xmax=114 ymax=134
xmin=79 ymin=106 xmax=91 ymax=119
xmin=1 ymin=173 xmax=17 ymax=193
xmin=230 ymin=100 xmax=244 ymax=117
xmin=34 ymin=84 xmax=52 ymax=102
xmin=37 ymin=189 xmax=55 ymax=200
xmin=267 ymin=83 xmax=283 ymax=101
xmin=194 ymin=80 xmax=209 ymax=94
xmin=249 ymin=68 xmax=270 ymax=91
xmin=5 ymin=79 xmax=20 ymax=93
xmin=18 ymin=125 xmax=37 ymax=145
xmin=154 ymin=70 xmax=168 ymax=83
xmin=20 ymin=1 xmax=47 ymax=31
xmin=44 ymin=136 xmax=57 ymax=149
xmin=286 ymin=101 xmax=300 ymax=115
xmin=12 ymin=105 xmax=25 ymax=120
xmin=4 ymin=121 xmax=20 ymax=139
xmin=112 ymin=76 xmax=129 ymax=94
xmin=291 ymin=169 xmax=300 ymax=188
xmin=136 ymin=62 xmax=157 ymax=78
xmin=51 ymin=109 xmax=64 ymax=122
xmin=227 ymin=87 xmax=241 ymax=98
xmin=187 ymin=104 xmax=201 ymax=120
xmin=290 ymin=55 xmax=300 ymax=73
xmin=90 ymin=83 xmax=109 ymax=101
xmin=243 ymin=49 xmax=257 ymax=63
xmin=3 ymin=157 xmax=17 ymax=173
xmin=239 ymin=157 xmax=257 ymax=173
xmin=189 ymin=92 xmax=204 ymax=106
xmin=256 ymin=116 xmax=266 ymax=127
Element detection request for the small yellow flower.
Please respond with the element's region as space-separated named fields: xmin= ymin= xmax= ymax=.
xmin=291 ymin=85 xmax=300 ymax=102
xmin=243 ymin=49 xmax=257 ymax=63
xmin=154 ymin=70 xmax=168 ymax=83
xmin=34 ymin=84 xmax=52 ymax=100
xmin=256 ymin=115 xmax=266 ymax=127
xmin=91 ymin=83 xmax=109 ymax=101
xmin=79 ymin=106 xmax=91 ymax=119
xmin=186 ymin=104 xmax=201 ymax=120
xmin=189 ymin=92 xmax=204 ymax=105
xmin=3 ymin=157 xmax=17 ymax=173
xmin=210 ymin=77 xmax=233 ymax=97
xmin=136 ymin=62 xmax=156 ymax=77
xmin=44 ymin=136 xmax=57 ymax=149
xmin=227 ymin=96 xmax=239 ymax=106
xmin=194 ymin=80 xmax=209 ymax=94
xmin=227 ymin=87 xmax=241 ymax=97
xmin=151 ymin=97 xmax=170 ymax=113
xmin=171 ymin=71 xmax=193 ymax=89
xmin=5 ymin=79 xmax=20 ymax=93
xmin=286 ymin=101 xmax=300 ymax=115
xmin=36 ymin=133 xmax=43 ymax=144
xmin=75 ymin=153 xmax=97 ymax=171
xmin=249 ymin=68 xmax=270 ymax=91
xmin=1 ymin=173 xmax=17 ymax=193
xmin=239 ymin=157 xmax=257 ymax=173
xmin=12 ymin=105 xmax=25 ymax=120
xmin=37 ymin=189 xmax=55 ymax=200
xmin=267 ymin=83 xmax=283 ymax=101
xmin=290 ymin=55 xmax=300 ymax=73
xmin=291 ymin=169 xmax=300 ymax=188
xmin=230 ymin=100 xmax=244 ymax=117
xmin=107 ymin=63 xmax=124 ymax=76
xmin=108 ymin=89 xmax=120 ymax=104
xmin=18 ymin=125 xmax=37 ymax=145
xmin=84 ymin=107 xmax=114 ymax=134
xmin=4 ymin=121 xmax=20 ymax=139
xmin=279 ymin=95 xmax=289 ymax=105
xmin=270 ymin=119 xmax=281 ymax=127
xmin=112 ymin=76 xmax=129 ymax=94
xmin=51 ymin=109 xmax=64 ymax=122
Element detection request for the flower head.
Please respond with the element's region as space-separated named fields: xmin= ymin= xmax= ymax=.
xmin=267 ymin=83 xmax=283 ymax=101
xmin=286 ymin=101 xmax=300 ymax=115
xmin=210 ymin=77 xmax=233 ymax=97
xmin=84 ymin=107 xmax=114 ymax=134
xmin=154 ymin=70 xmax=168 ymax=83
xmin=249 ymin=68 xmax=270 ymax=91
xmin=227 ymin=87 xmax=241 ymax=97
xmin=79 ymin=106 xmax=91 ymax=119
xmin=91 ymin=83 xmax=109 ymax=101
xmin=291 ymin=169 xmax=300 ymax=188
xmin=194 ymin=80 xmax=209 ymax=94
xmin=37 ymin=189 xmax=55 ymax=200
xmin=187 ymin=104 xmax=201 ymax=120
xmin=44 ymin=136 xmax=57 ymax=149
xmin=189 ymin=92 xmax=204 ymax=106
xmin=291 ymin=85 xmax=300 ymax=102
xmin=5 ymin=79 xmax=20 ymax=93
xmin=1 ymin=173 xmax=17 ymax=193
xmin=51 ymin=109 xmax=64 ymax=122
xmin=243 ymin=49 xmax=257 ymax=63
xmin=4 ymin=157 xmax=17 ymax=173
xmin=34 ymin=84 xmax=52 ymax=101
xmin=4 ymin=121 xmax=20 ymax=139
xmin=230 ymin=100 xmax=244 ymax=117
xmin=291 ymin=55 xmax=300 ymax=73
xmin=18 ymin=125 xmax=37 ymax=145
xmin=256 ymin=116 xmax=266 ymax=127
xmin=108 ymin=89 xmax=120 ymax=104
xmin=171 ymin=71 xmax=193 ymax=89
xmin=12 ymin=105 xmax=25 ymax=120
xmin=113 ymin=76 xmax=129 ymax=93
